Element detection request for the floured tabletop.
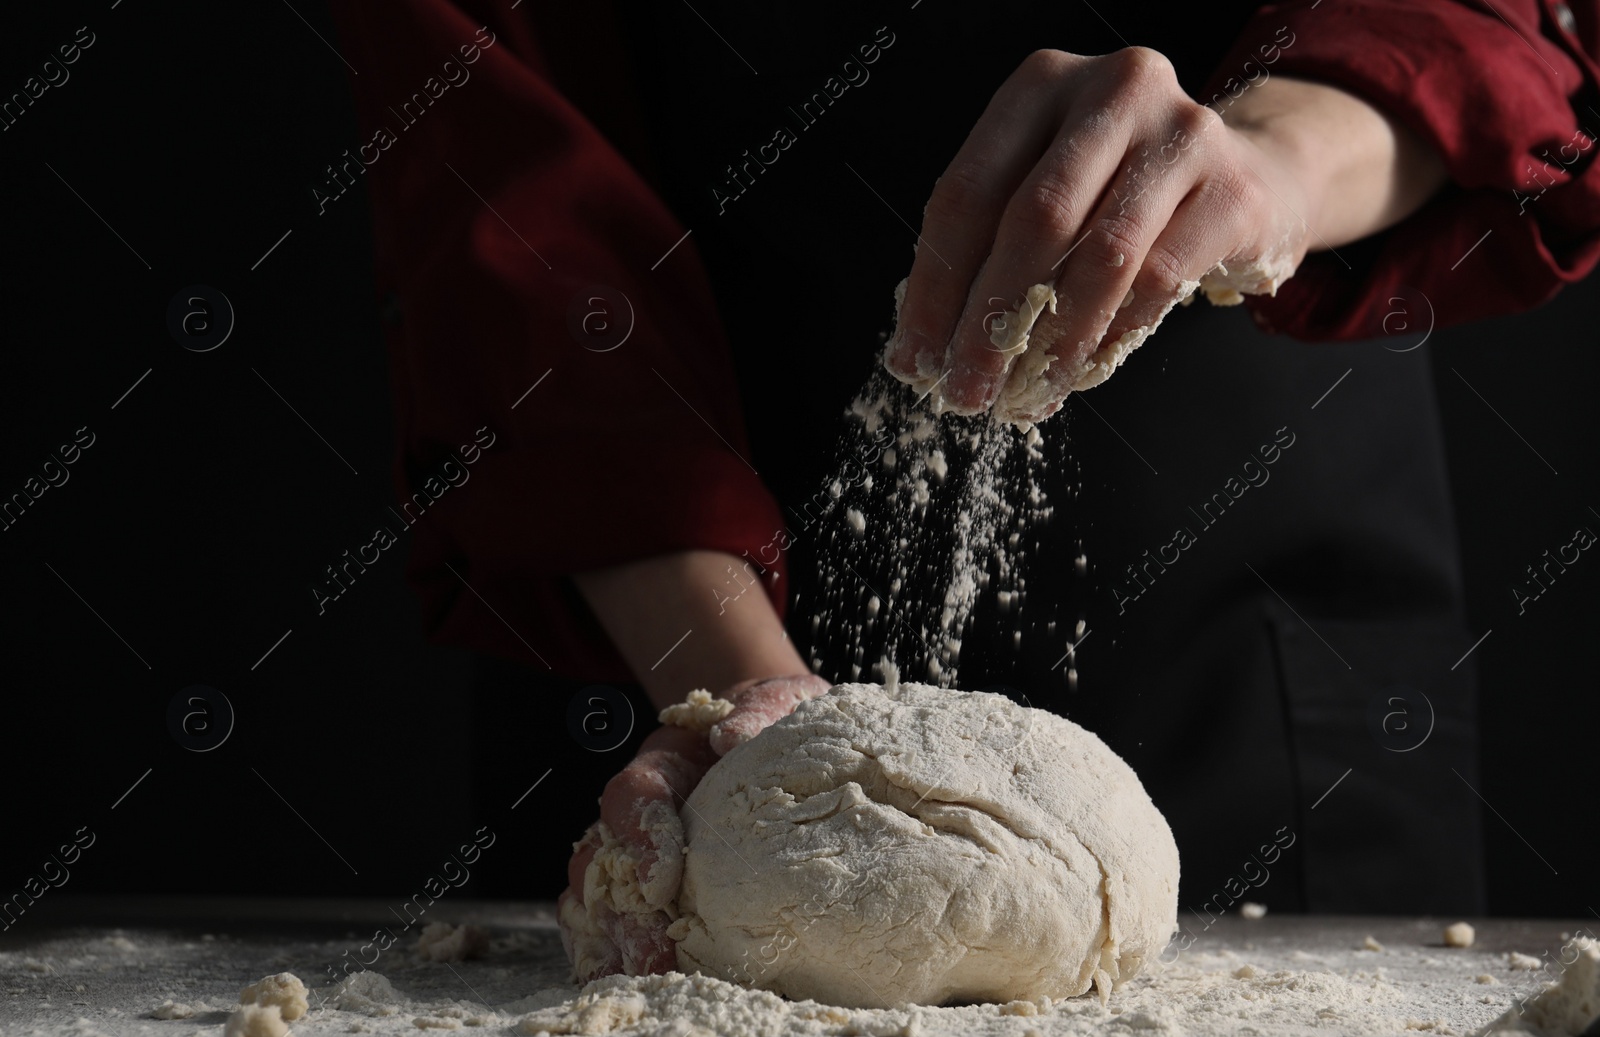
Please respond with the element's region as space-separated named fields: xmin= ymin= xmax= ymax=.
xmin=0 ymin=898 xmax=1590 ymax=1036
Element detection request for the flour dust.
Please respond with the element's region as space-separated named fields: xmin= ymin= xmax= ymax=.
xmin=801 ymin=367 xmax=1071 ymax=689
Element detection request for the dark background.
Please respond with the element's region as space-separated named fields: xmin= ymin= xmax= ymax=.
xmin=0 ymin=1 xmax=1594 ymax=921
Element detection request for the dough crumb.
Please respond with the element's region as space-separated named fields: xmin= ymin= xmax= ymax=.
xmin=998 ymin=999 xmax=1040 ymax=1016
xmin=224 ymin=1004 xmax=288 ymax=1037
xmin=332 ymin=971 xmax=403 ymax=1016
xmin=659 ymin=689 xmax=735 ymax=732
xmin=1442 ymin=922 xmax=1475 ymax=948
xmin=150 ymin=1000 xmax=199 ymax=1019
xmin=1363 ymin=936 xmax=1385 ymax=952
xmin=1234 ymin=964 xmax=1257 ymax=979
xmin=518 ymin=989 xmax=650 ymax=1033
xmin=240 ymin=972 xmax=309 ymax=1021
xmin=1476 ymin=974 xmax=1499 ymax=984
xmin=1240 ymin=902 xmax=1267 ymax=920
xmin=413 ymin=1018 xmax=461 ymax=1030
xmin=1508 ymin=951 xmax=1543 ymax=970
xmin=415 ymin=921 xmax=490 ymax=962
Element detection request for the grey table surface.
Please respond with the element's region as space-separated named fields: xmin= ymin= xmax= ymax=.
xmin=0 ymin=897 xmax=1591 ymax=1036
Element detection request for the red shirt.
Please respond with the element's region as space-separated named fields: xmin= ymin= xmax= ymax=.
xmin=1207 ymin=0 xmax=1600 ymax=337
xmin=329 ymin=0 xmax=1600 ymax=681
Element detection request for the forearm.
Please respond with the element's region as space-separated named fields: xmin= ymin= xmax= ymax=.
xmin=1223 ymin=76 xmax=1447 ymax=251
xmin=574 ymin=550 xmax=808 ymax=710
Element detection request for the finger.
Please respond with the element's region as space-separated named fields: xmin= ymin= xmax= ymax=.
xmin=709 ymin=674 xmax=832 ymax=756
xmin=941 ymin=50 xmax=1184 ymax=414
xmin=601 ymin=910 xmax=679 ymax=976
xmin=994 ymin=110 xmax=1220 ymax=424
xmin=883 ymin=50 xmax=1086 ymax=394
xmin=599 ymin=724 xmax=717 ymax=904
xmin=558 ymin=888 xmax=623 ymax=982
xmin=1097 ymin=165 xmax=1255 ymax=350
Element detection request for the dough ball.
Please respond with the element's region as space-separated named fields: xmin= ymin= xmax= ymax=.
xmin=239 ymin=972 xmax=308 ymax=1020
xmin=674 ymin=682 xmax=1180 ymax=1008
xmin=1443 ymin=921 xmax=1476 ymax=948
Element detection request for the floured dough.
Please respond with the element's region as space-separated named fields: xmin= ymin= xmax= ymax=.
xmin=239 ymin=972 xmax=308 ymax=1021
xmin=1444 ymin=921 xmax=1476 ymax=948
xmin=223 ymin=1004 xmax=289 ymax=1037
xmin=673 ymin=681 xmax=1179 ymax=1008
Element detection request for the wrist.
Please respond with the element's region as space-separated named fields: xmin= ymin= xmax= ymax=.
xmin=1221 ymin=76 xmax=1446 ymax=250
xmin=575 ymin=549 xmax=808 ymax=710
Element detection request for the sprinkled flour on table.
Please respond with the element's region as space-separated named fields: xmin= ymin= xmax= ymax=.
xmin=1 ymin=914 xmax=1585 ymax=1036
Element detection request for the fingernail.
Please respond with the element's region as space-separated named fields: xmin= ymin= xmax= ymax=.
xmin=886 ymin=328 xmax=931 ymax=384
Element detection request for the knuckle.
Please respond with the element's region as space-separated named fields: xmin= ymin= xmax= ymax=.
xmin=1174 ymin=100 xmax=1224 ymax=141
xmin=1109 ymin=46 xmax=1177 ymax=90
xmin=1010 ymin=173 xmax=1081 ymax=242
xmin=1134 ymin=244 xmax=1191 ymax=300
xmin=926 ymin=163 xmax=993 ymax=226
xmin=1017 ymin=48 xmax=1073 ymax=83
xmin=1083 ymin=214 xmax=1146 ymax=269
xmin=1200 ymin=165 xmax=1258 ymax=217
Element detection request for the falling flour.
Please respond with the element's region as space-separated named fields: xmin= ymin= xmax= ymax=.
xmin=805 ymin=367 xmax=1055 ymax=688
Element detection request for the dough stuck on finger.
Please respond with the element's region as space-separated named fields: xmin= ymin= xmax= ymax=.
xmin=558 ymin=888 xmax=622 ymax=981
xmin=566 ymin=819 xmax=683 ymax=981
xmin=635 ymin=798 xmax=686 ymax=907
xmin=659 ymin=689 xmax=735 ymax=733
xmin=984 ymin=251 xmax=1297 ymax=429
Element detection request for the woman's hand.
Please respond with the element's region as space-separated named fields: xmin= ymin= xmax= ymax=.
xmin=558 ymin=672 xmax=831 ymax=979
xmin=883 ymin=47 xmax=1446 ymax=424
xmin=560 ymin=548 xmax=824 ymax=978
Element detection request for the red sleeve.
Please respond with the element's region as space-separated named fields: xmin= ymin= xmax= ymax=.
xmin=327 ymin=0 xmax=788 ymax=681
xmin=1202 ymin=0 xmax=1600 ymax=339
